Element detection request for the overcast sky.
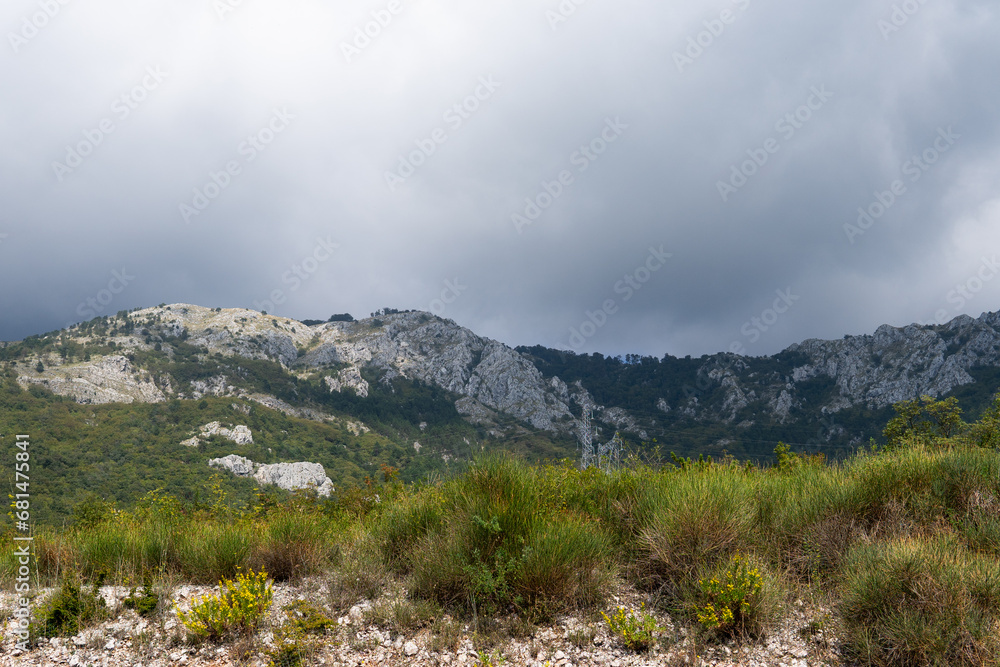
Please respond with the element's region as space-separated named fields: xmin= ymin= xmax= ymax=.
xmin=1 ymin=0 xmax=998 ymax=358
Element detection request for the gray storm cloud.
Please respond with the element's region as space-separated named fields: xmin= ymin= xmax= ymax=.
xmin=1 ymin=0 xmax=998 ymax=358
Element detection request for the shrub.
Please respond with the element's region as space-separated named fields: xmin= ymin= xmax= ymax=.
xmin=840 ymin=536 xmax=1000 ymax=666
xmin=831 ymin=444 xmax=1000 ymax=537
xmin=175 ymin=521 xmax=253 ymax=583
xmin=29 ymin=532 xmax=76 ymax=585
xmin=792 ymin=511 xmax=859 ymax=582
xmin=34 ymin=571 xmax=108 ymax=638
xmin=695 ymin=552 xmax=763 ymax=636
xmin=955 ymin=509 xmax=1000 ymax=556
xmin=327 ymin=541 xmax=388 ymax=611
xmin=373 ymin=486 xmax=447 ymax=569
xmin=267 ymin=601 xmax=336 ymax=667
xmin=517 ymin=515 xmax=611 ymax=610
xmin=251 ymin=511 xmax=331 ymax=582
xmin=175 ymin=568 xmax=273 ymax=640
xmin=122 ymin=573 xmax=160 ymax=617
xmin=365 ymin=597 xmax=439 ymax=634
xmin=636 ymin=467 xmax=754 ymax=601
xmin=268 ymin=641 xmax=306 ymax=667
xmin=602 ymin=604 xmax=661 ymax=651
xmin=71 ymin=494 xmax=116 ymax=530
xmin=883 ymin=395 xmax=965 ymax=447
xmin=282 ymin=599 xmax=335 ymax=634
xmin=405 ymin=454 xmax=613 ymax=615
xmin=966 ymin=393 xmax=1000 ymax=449
xmin=472 ymin=648 xmax=507 ymax=666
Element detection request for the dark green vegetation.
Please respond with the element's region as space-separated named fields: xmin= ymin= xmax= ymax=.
xmin=518 ymin=345 xmax=1000 ymax=462
xmin=5 ymin=395 xmax=1000 ymax=665
xmin=121 ymin=573 xmax=160 ymax=617
xmin=518 ymin=346 xmax=875 ymax=461
xmin=32 ymin=571 xmax=108 ymax=639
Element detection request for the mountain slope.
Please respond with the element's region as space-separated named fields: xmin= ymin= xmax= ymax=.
xmin=3 ymin=304 xmax=1000 ymax=525
xmin=520 ymin=310 xmax=1000 ymax=457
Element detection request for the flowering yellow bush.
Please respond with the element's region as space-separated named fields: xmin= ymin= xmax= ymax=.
xmin=176 ymin=568 xmax=273 ymax=640
xmin=696 ymin=552 xmax=762 ymax=633
xmin=602 ymin=603 xmax=661 ymax=651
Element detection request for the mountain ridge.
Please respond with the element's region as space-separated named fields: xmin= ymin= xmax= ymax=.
xmin=5 ymin=304 xmax=1000 ymax=460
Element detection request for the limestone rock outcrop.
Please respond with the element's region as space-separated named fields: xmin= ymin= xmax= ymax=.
xmin=324 ymin=366 xmax=370 ymax=397
xmin=181 ymin=422 xmax=253 ymax=447
xmin=207 ymin=454 xmax=255 ymax=477
xmin=208 ymin=455 xmax=334 ymax=496
xmin=252 ymin=462 xmax=334 ymax=497
xmin=17 ymin=355 xmax=166 ymax=404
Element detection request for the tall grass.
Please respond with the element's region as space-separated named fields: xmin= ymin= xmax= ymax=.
xmin=841 ymin=535 xmax=1000 ymax=666
xmin=395 ymin=454 xmax=615 ymax=615
xmin=0 ymin=504 xmax=335 ymax=586
xmin=636 ymin=467 xmax=757 ymax=597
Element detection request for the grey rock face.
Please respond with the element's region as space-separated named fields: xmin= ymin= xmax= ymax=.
xmin=711 ymin=366 xmax=754 ymax=422
xmin=694 ymin=311 xmax=1000 ymax=427
xmin=208 ymin=454 xmax=255 ymax=477
xmin=324 ymin=366 xmax=370 ymax=397
xmin=465 ymin=341 xmax=574 ymax=430
xmin=599 ymin=407 xmax=649 ymax=440
xmin=783 ymin=312 xmax=1000 ymax=411
xmin=771 ymin=390 xmax=794 ymax=423
xmin=295 ymin=312 xmax=576 ymax=431
xmin=182 ymin=422 xmax=253 ymax=447
xmin=17 ymin=355 xmax=166 ymax=404
xmin=455 ymin=396 xmax=501 ymax=425
xmin=208 ymin=455 xmax=334 ymax=496
xmin=253 ymin=462 xmax=334 ymax=497
xmin=127 ymin=306 xmax=579 ymax=434
xmin=189 ymin=375 xmax=235 ymax=399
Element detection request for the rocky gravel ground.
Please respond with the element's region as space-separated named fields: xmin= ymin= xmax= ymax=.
xmin=1 ymin=579 xmax=846 ymax=667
